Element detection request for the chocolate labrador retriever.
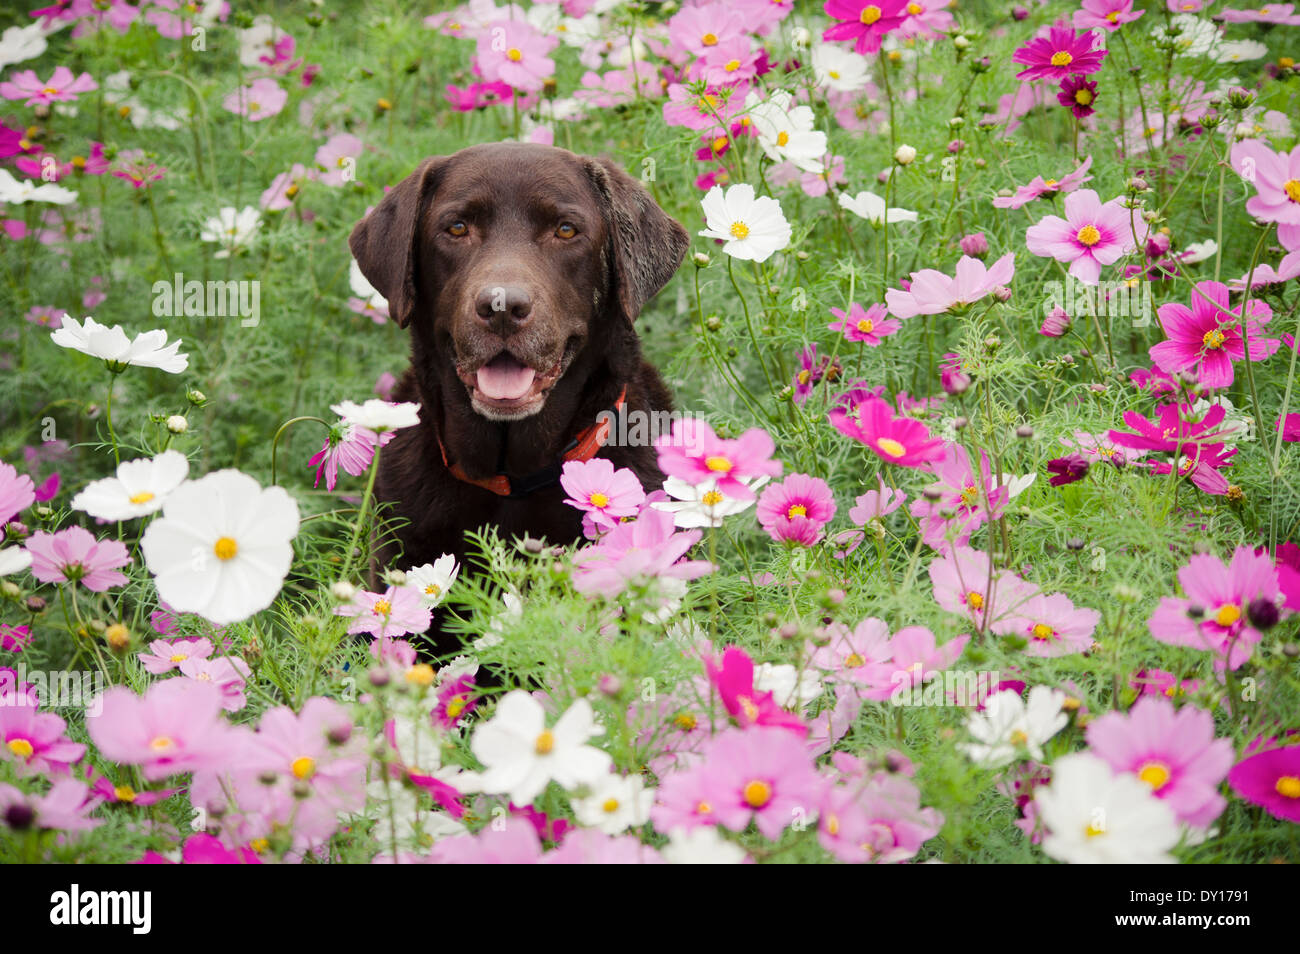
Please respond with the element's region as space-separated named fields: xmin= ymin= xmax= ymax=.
xmin=349 ymin=142 xmax=688 ymax=651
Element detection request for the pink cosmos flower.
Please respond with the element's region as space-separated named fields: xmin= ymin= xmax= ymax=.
xmin=260 ymin=163 xmax=313 ymax=211
xmin=445 ymin=81 xmax=514 ymax=111
xmin=1220 ymin=4 xmax=1300 ymax=23
xmin=476 ymin=20 xmax=558 ymax=93
xmin=898 ymin=0 xmax=955 ymax=39
xmin=0 ymin=685 xmax=86 ymax=776
xmin=1062 ymin=429 xmax=1146 ymax=467
xmin=1074 ymin=0 xmax=1144 ymax=30
xmin=89 ymin=679 xmax=230 ymax=781
xmin=993 ymin=155 xmax=1093 ymax=209
xmin=25 ymin=526 xmax=130 ymax=592
xmin=990 ymin=592 xmax=1100 ymax=656
xmin=691 ymin=34 xmax=762 ymax=85
xmin=138 ymin=637 xmax=214 ymax=675
xmin=0 ymin=779 xmax=101 ymax=832
xmin=792 ymin=344 xmax=823 ymax=405
xmin=429 ymin=823 xmax=544 ymax=864
xmin=818 ymin=772 xmax=943 ymax=862
xmin=827 ymin=398 xmax=947 ymax=467
xmin=1012 ymin=25 xmax=1107 ymax=80
xmin=706 ymin=646 xmax=809 ymax=735
xmin=1149 ymin=280 xmax=1279 ymax=389
xmin=179 ymin=656 xmax=251 ymax=712
xmin=1227 ymin=744 xmax=1300 ymax=822
xmin=809 ymin=617 xmax=894 ymax=686
xmin=667 ymin=2 xmax=750 ymax=59
xmin=929 ymin=546 xmax=1040 ymax=631
xmin=910 ymin=444 xmax=1008 ymax=551
xmin=822 ymin=0 xmax=909 ymax=54
xmin=1148 ymin=546 xmax=1283 ymax=670
xmin=1229 ymin=250 xmax=1300 ymax=290
xmin=855 ymin=626 xmax=970 ymax=701
xmin=756 ymin=474 xmax=836 ymax=545
xmin=0 ymin=67 xmax=98 ymax=106
xmin=110 ymin=150 xmax=166 ymax=189
xmin=1107 ymin=401 xmax=1231 ymax=457
xmin=137 ymin=833 xmax=262 ymax=865
xmin=314 ymin=133 xmax=363 ymax=187
xmin=223 ymin=77 xmax=287 ymax=121
xmin=654 ymin=418 xmax=782 ymax=502
xmin=849 ymin=477 xmax=906 ymax=524
xmin=1087 ymin=697 xmax=1232 ymax=827
xmin=334 ymin=585 xmax=431 ymax=639
xmin=828 ymin=302 xmax=900 ymax=345
xmin=309 ymin=423 xmax=395 ymax=491
xmin=1131 ymin=668 xmax=1202 ymax=700
xmin=1230 ymin=140 xmax=1300 ymax=249
xmin=0 ymin=462 xmax=35 ymax=524
xmin=543 ymin=829 xmax=663 ymax=864
xmin=1 ymin=625 xmax=32 ymax=653
xmin=885 ymin=253 xmax=1015 ymax=318
xmin=1025 ymin=189 xmax=1148 ymax=284
xmin=561 ymin=458 xmax=645 ymax=533
xmin=572 ymin=508 xmax=713 ymax=599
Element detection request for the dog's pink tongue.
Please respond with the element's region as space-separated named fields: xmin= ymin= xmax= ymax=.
xmin=476 ymin=355 xmax=536 ymax=401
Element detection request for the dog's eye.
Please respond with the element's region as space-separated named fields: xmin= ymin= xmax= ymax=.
xmin=555 ymin=223 xmax=577 ymax=239
xmin=447 ymin=221 xmax=468 ymax=237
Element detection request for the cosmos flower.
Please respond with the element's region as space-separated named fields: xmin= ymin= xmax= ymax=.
xmin=25 ymin=526 xmax=130 ymax=592
xmin=1227 ymin=743 xmax=1300 ymax=822
xmin=756 ymin=474 xmax=837 ymax=545
xmin=822 ymin=0 xmax=909 ymax=55
xmin=829 ymin=302 xmax=901 ymax=345
xmin=1148 ymin=280 xmax=1279 ymax=389
xmin=837 ymin=189 xmax=918 ymax=226
xmin=698 ymin=183 xmax=792 ymax=262
xmin=827 ymin=398 xmax=947 ymax=468
xmin=991 ymin=592 xmax=1100 ymax=656
xmin=1074 ymin=0 xmax=1145 ymax=30
xmin=961 ymin=687 xmax=1069 ymax=768
xmin=0 ymin=66 xmax=98 ymax=106
xmin=884 ymin=254 xmax=1015 ymax=318
xmin=71 ymin=450 xmax=189 ymax=521
xmin=1012 ymin=26 xmax=1108 ymax=81
xmin=1058 ymin=75 xmax=1099 ymax=118
xmin=1025 ymin=189 xmax=1148 ymax=284
xmin=50 ymin=316 xmax=188 ymax=373
xmin=992 ymin=155 xmax=1093 ymax=209
xmin=655 ymin=418 xmax=782 ymax=501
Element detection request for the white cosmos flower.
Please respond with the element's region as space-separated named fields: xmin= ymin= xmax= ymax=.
xmin=140 ymin=469 xmax=300 ymax=626
xmin=349 ymin=258 xmax=387 ymax=312
xmin=746 ymin=89 xmax=828 ymax=174
xmin=1214 ymin=39 xmax=1267 ymax=63
xmin=838 ymin=190 xmax=919 ymax=226
xmin=469 ymin=691 xmax=612 ymax=806
xmin=1153 ymin=14 xmax=1220 ymax=57
xmin=663 ymin=825 xmax=748 ymax=864
xmin=753 ymin=662 xmax=824 ymax=711
xmin=237 ymin=15 xmax=282 ymax=68
xmin=407 ymin=554 xmax=459 ymax=608
xmin=72 ymin=450 xmax=189 ymax=521
xmin=0 ymin=23 xmax=49 ymax=70
xmin=364 ymin=777 xmax=467 ymax=850
xmin=1000 ymin=473 xmax=1037 ymax=500
xmin=200 ymin=206 xmax=262 ymax=259
xmin=570 ymin=773 xmax=654 ymax=834
xmin=699 ymin=183 xmax=791 ymax=263
xmin=330 ymin=399 xmax=420 ymax=433
xmin=1182 ymin=239 xmax=1218 ymax=263
xmin=961 ymin=687 xmax=1068 ymax=768
xmin=1035 ymin=753 xmax=1181 ymax=864
xmin=810 ymin=43 xmax=870 ymax=92
xmin=0 ymin=546 xmax=33 ymax=577
xmin=651 ymin=475 xmax=766 ymax=528
xmin=51 ymin=316 xmax=189 ymax=373
xmin=0 ymin=168 xmax=77 ymax=206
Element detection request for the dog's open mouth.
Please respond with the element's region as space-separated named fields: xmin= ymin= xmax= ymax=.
xmin=461 ymin=350 xmax=561 ymax=418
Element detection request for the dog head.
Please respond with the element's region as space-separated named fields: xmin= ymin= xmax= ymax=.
xmin=349 ymin=142 xmax=688 ymax=421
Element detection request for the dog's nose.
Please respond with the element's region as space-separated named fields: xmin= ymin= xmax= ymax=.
xmin=474 ymin=285 xmax=533 ymax=332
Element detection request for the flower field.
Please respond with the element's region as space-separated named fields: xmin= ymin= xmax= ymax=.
xmin=1 ymin=0 xmax=1300 ymax=872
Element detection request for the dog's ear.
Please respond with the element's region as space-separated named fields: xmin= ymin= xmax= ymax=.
xmin=583 ymin=156 xmax=689 ymax=324
xmin=348 ymin=157 xmax=445 ymax=329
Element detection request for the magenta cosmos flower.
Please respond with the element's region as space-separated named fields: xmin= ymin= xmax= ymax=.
xmin=827 ymin=397 xmax=947 ymax=467
xmin=990 ymin=592 xmax=1101 ymax=657
xmin=655 ymin=418 xmax=782 ymax=502
xmin=884 ymin=253 xmax=1015 ymax=318
xmin=1149 ymin=280 xmax=1279 ymax=389
xmin=993 ymin=155 xmax=1093 ymax=210
xmin=1025 ymin=189 xmax=1147 ymax=284
xmin=1227 ymin=744 xmax=1300 ymax=822
xmin=1058 ymin=76 xmax=1099 ymax=119
xmin=475 ymin=19 xmax=558 ymax=93
xmin=1012 ymin=26 xmax=1108 ymax=80
xmin=572 ymin=508 xmax=713 ymax=599
xmin=1074 ymin=0 xmax=1145 ymax=29
xmin=309 ymin=422 xmax=394 ymax=491
xmin=560 ymin=458 xmax=645 ymax=533
xmin=822 ymin=0 xmax=909 ymax=53
xmin=1148 ymin=546 xmax=1282 ymax=670
xmin=756 ymin=473 xmax=837 ymax=545
xmin=1086 ymin=697 xmax=1233 ymax=827
xmin=138 ymin=833 xmax=262 ymax=865
xmin=25 ymin=526 xmax=130 ymax=592
xmin=1107 ymin=401 xmax=1231 ymax=457
xmin=705 ymin=645 xmax=808 ymax=735
xmin=0 ymin=67 xmax=98 ymax=106
xmin=334 ymin=585 xmax=431 ymax=639
xmin=89 ymin=679 xmax=230 ymax=781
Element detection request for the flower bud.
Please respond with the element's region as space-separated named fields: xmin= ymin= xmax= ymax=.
xmin=166 ymin=415 xmax=188 ymax=434
xmin=893 ymin=144 xmax=917 ymax=166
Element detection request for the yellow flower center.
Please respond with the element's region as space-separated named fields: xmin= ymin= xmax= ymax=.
xmin=712 ymin=136 xmax=729 ymax=154
xmin=129 ymin=491 xmax=155 ymax=504
xmin=291 ymin=756 xmax=316 ymax=780
xmin=1106 ymin=10 xmax=1120 ymax=21
xmin=695 ymin=800 xmax=713 ymax=815
xmin=602 ymin=797 xmax=621 ymax=813
xmin=170 ymin=654 xmax=187 ymax=663
xmin=827 ymin=812 xmax=841 ymax=835
xmin=724 ymin=59 xmax=741 ymax=72
xmin=844 ymin=653 xmax=865 ymax=668
xmin=425 ymin=583 xmax=441 ymax=596
xmin=373 ymin=599 xmax=392 ymax=617
xmin=966 ymin=591 xmax=985 ymax=610
xmin=43 ymin=86 xmax=59 ymax=95
xmin=1050 ymin=51 xmax=1074 ymax=68
xmin=1031 ymin=623 xmax=1055 ymax=641
xmin=507 ymin=48 xmax=522 ymax=62
xmin=907 ymin=1 xmax=922 ymax=12
xmin=589 ymin=492 xmax=610 ymax=508
xmin=1084 ymin=821 xmax=1106 ymax=838
xmin=876 ymin=437 xmax=907 ymax=458
xmin=960 ymin=485 xmax=980 ymax=508
xmin=1138 ymin=761 xmax=1171 ymax=791
xmin=7 ymin=738 xmax=34 ymax=759
xmin=1075 ymin=89 xmax=1093 ymax=106
xmin=535 ymin=730 xmax=555 ymax=755
xmin=828 ymin=70 xmax=841 ymax=79
xmin=702 ymin=490 xmax=725 ymax=506
xmin=797 ymin=369 xmax=811 ymax=385
xmin=702 ymin=32 xmax=718 ymax=45
xmin=860 ymin=5 xmax=882 ymax=24
xmin=445 ymin=696 xmax=467 ymax=719
xmin=856 ymin=319 xmax=875 ymax=334
xmin=1008 ymin=729 xmax=1029 ymax=745
xmin=114 ymin=785 xmax=136 ymax=802
xmin=697 ymin=94 xmax=719 ymax=111
xmin=738 ymin=695 xmax=760 ymax=723
xmin=743 ymin=779 xmax=772 ymax=808
xmin=405 ymin=664 xmax=435 ymax=686
xmin=249 ymin=838 xmax=269 ymax=853
xmin=674 ymin=713 xmax=698 ymax=731
xmin=1283 ymin=180 xmax=1300 ymax=202
xmin=1215 ymin=604 xmax=1240 ymax=627
xmin=1076 ymin=224 xmax=1102 ymax=246
xmin=705 ymin=455 xmax=734 ymax=473
xmin=1203 ymin=329 xmax=1226 ymax=350
xmin=729 ymin=221 xmax=750 ymax=240
xmin=1276 ymin=775 xmax=1300 ymax=798
xmin=776 ymin=130 xmax=790 ymax=147
xmin=150 ymin=736 xmax=174 ymax=752
xmin=213 ymin=536 xmax=238 ymax=560
xmin=786 ymin=503 xmax=808 ymax=519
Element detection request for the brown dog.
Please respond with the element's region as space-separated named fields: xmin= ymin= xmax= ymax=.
xmin=348 ymin=142 xmax=688 ymax=652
